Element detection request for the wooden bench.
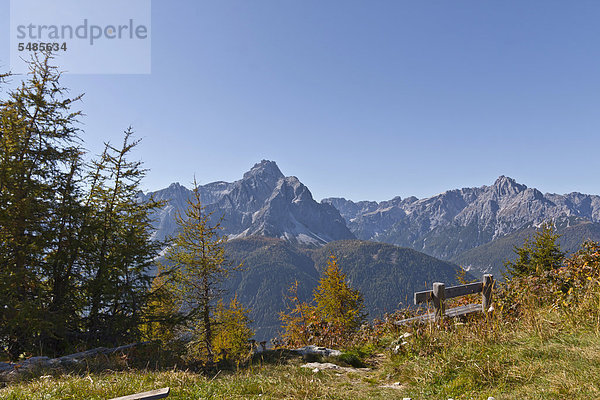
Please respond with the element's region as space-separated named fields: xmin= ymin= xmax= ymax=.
xmin=396 ymin=274 xmax=494 ymax=325
xmin=108 ymin=387 xmax=170 ymax=400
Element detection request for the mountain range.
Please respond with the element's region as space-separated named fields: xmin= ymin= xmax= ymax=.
xmin=323 ymin=175 xmax=600 ymax=274
xmin=144 ymin=161 xmax=600 ymax=274
xmin=142 ymin=160 xmax=600 ymax=338
xmin=222 ymin=237 xmax=463 ymax=340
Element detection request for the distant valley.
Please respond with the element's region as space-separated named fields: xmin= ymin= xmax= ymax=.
xmin=222 ymin=237 xmax=464 ymax=340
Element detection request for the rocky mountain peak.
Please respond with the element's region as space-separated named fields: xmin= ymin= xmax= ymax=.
xmin=492 ymin=175 xmax=526 ymax=197
xmin=243 ymin=160 xmax=284 ymax=183
xmin=146 ymin=160 xmax=354 ymax=246
xmin=166 ymin=182 xmax=187 ymax=192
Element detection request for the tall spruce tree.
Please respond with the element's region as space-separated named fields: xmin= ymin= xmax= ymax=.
xmin=82 ymin=129 xmax=165 ymax=347
xmin=505 ymin=222 xmax=565 ymax=278
xmin=0 ymin=55 xmax=84 ymax=358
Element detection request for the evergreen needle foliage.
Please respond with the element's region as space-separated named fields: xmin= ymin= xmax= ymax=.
xmin=161 ymin=181 xmax=244 ymax=366
xmin=0 ymin=55 xmax=165 ymax=359
xmin=504 ymin=222 xmax=565 ymax=278
xmin=81 ymin=128 xmax=166 ymax=348
xmin=0 ymin=54 xmax=84 ymax=358
xmin=279 ymin=254 xmax=366 ymax=348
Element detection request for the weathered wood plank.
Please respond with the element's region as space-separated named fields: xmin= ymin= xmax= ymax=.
xmin=415 ymin=281 xmax=483 ymax=305
xmin=414 ymin=289 xmax=432 ymax=304
xmin=445 ymin=303 xmax=481 ymax=318
xmin=395 ymin=303 xmax=482 ymax=325
xmin=108 ymin=387 xmax=170 ymax=400
xmin=445 ymin=282 xmax=483 ymax=299
xmin=482 ymin=274 xmax=494 ymax=313
xmin=432 ymin=282 xmax=445 ymax=321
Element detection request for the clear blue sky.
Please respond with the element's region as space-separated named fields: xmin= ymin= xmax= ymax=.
xmin=1 ymin=1 xmax=599 ymax=201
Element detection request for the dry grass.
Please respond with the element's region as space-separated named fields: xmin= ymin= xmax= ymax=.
xmin=5 ymin=267 xmax=600 ymax=399
xmin=0 ymin=364 xmax=409 ymax=400
xmin=4 ymin=309 xmax=600 ymax=400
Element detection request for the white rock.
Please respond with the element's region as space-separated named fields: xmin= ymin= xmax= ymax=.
xmin=302 ymin=362 xmax=341 ymax=371
xmin=295 ymin=345 xmax=342 ymax=357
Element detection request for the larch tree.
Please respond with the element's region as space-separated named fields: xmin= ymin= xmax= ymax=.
xmin=212 ymin=295 xmax=254 ymax=367
xmin=314 ymin=254 xmax=366 ymax=333
xmin=279 ymin=255 xmax=366 ymax=348
xmin=279 ymin=280 xmax=317 ymax=346
xmin=0 ymin=54 xmax=170 ymax=359
xmin=163 ymin=182 xmax=242 ymax=366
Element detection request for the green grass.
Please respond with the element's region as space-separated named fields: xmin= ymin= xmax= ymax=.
xmin=4 ymin=318 xmax=600 ymax=400
xmin=4 ymin=300 xmax=600 ymax=399
xmin=377 ymin=309 xmax=600 ymax=400
xmin=0 ymin=365 xmax=407 ymax=399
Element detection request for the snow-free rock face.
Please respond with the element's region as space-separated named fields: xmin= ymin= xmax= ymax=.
xmin=138 ymin=182 xmax=192 ymax=241
xmin=143 ymin=160 xmax=354 ymax=245
xmin=323 ymin=176 xmax=600 ymax=259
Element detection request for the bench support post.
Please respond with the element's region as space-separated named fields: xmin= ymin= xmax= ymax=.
xmin=482 ymin=274 xmax=494 ymax=314
xmin=432 ymin=282 xmax=446 ymax=321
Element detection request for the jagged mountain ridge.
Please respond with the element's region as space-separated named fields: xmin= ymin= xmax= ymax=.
xmin=143 ymin=162 xmax=600 ymax=273
xmin=139 ymin=160 xmax=354 ymax=245
xmin=323 ymin=176 xmax=600 ymax=261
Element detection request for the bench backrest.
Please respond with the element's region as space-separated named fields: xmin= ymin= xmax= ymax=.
xmin=414 ymin=281 xmax=484 ymax=304
xmin=413 ymin=274 xmax=494 ymax=319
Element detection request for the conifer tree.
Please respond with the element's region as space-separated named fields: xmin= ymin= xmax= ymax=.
xmin=279 ymin=255 xmax=366 ymax=348
xmin=141 ymin=264 xmax=183 ymax=346
xmin=314 ymin=255 xmax=366 ymax=332
xmin=1 ymin=55 xmax=169 ymax=357
xmin=505 ymin=222 xmax=565 ymax=278
xmin=212 ymin=295 xmax=254 ymax=366
xmin=279 ymin=280 xmax=315 ymax=346
xmin=163 ymin=182 xmax=242 ymax=365
xmin=82 ymin=128 xmax=165 ymax=347
xmin=0 ymin=54 xmax=84 ymax=358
